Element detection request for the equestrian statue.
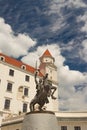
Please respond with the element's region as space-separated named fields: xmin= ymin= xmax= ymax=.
xmin=29 ymin=70 xmax=57 ymax=111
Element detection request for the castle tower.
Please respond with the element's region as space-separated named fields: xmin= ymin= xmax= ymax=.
xmin=39 ymin=49 xmax=58 ymax=112
xmin=39 ymin=49 xmax=58 ymax=85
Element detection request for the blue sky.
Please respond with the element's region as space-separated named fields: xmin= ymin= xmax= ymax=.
xmin=0 ymin=0 xmax=87 ymax=111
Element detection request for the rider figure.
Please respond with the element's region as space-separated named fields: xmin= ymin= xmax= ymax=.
xmin=34 ymin=71 xmax=43 ymax=97
xmin=34 ymin=71 xmax=57 ymax=102
xmin=30 ymin=70 xmax=57 ymax=111
xmin=35 ymin=71 xmax=50 ymax=104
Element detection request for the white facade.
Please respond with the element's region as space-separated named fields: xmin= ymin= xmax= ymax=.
xmin=0 ymin=60 xmax=36 ymax=121
xmin=57 ymin=112 xmax=87 ymax=130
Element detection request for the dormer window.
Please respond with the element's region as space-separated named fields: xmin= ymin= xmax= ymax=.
xmin=0 ymin=56 xmax=5 ymax=61
xmin=21 ymin=65 xmax=26 ymax=70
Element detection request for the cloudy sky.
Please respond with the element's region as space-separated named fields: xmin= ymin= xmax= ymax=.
xmin=0 ymin=0 xmax=87 ymax=111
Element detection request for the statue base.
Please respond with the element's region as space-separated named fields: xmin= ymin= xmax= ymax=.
xmin=22 ymin=111 xmax=58 ymax=130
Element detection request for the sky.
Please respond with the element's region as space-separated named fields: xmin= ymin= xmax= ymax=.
xmin=0 ymin=0 xmax=87 ymax=111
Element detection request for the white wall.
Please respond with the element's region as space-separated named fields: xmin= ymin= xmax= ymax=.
xmin=0 ymin=62 xmax=36 ymax=115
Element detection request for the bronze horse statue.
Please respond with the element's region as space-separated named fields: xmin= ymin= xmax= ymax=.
xmin=29 ymin=84 xmax=51 ymax=111
xmin=29 ymin=71 xmax=57 ymax=111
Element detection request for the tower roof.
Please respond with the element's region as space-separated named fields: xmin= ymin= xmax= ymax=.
xmin=40 ymin=49 xmax=54 ymax=60
xmin=42 ymin=49 xmax=52 ymax=57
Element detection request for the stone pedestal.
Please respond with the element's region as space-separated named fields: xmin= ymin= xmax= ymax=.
xmin=22 ymin=111 xmax=58 ymax=130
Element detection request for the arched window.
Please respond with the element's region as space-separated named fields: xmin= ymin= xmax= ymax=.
xmin=0 ymin=56 xmax=5 ymax=61
xmin=18 ymin=86 xmax=23 ymax=92
xmin=21 ymin=65 xmax=26 ymax=70
xmin=17 ymin=86 xmax=23 ymax=99
xmin=17 ymin=86 xmax=29 ymax=99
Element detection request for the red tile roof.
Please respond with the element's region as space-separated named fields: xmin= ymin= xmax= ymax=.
xmin=0 ymin=53 xmax=43 ymax=77
xmin=42 ymin=49 xmax=52 ymax=57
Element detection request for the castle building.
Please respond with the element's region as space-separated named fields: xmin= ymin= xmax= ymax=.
xmin=0 ymin=49 xmax=58 ymax=128
xmin=0 ymin=50 xmax=87 ymax=130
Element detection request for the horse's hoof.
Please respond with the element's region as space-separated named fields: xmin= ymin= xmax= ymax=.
xmin=52 ymin=96 xmax=57 ymax=100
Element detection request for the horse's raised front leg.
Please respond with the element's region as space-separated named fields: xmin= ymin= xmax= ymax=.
xmin=51 ymin=86 xmax=57 ymax=100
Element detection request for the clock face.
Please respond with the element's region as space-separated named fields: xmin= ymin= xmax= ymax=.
xmin=44 ymin=57 xmax=53 ymax=63
xmin=46 ymin=59 xmax=48 ymax=62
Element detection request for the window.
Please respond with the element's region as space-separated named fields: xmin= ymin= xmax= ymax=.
xmin=21 ymin=65 xmax=26 ymax=70
xmin=23 ymin=103 xmax=27 ymax=112
xmin=25 ymin=75 xmax=30 ymax=82
xmin=4 ymin=99 xmax=10 ymax=110
xmin=7 ymin=82 xmax=12 ymax=92
xmin=9 ymin=69 xmax=14 ymax=76
xmin=0 ymin=56 xmax=5 ymax=61
xmin=24 ymin=88 xmax=28 ymax=96
xmin=74 ymin=126 xmax=81 ymax=130
xmin=61 ymin=126 xmax=67 ymax=130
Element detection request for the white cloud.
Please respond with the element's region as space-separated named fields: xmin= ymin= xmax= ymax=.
xmin=69 ymin=0 xmax=86 ymax=8
xmin=58 ymin=65 xmax=87 ymax=111
xmin=77 ymin=11 xmax=87 ymax=32
xmin=61 ymin=41 xmax=74 ymax=51
xmin=49 ymin=0 xmax=86 ymax=14
xmin=0 ymin=17 xmax=36 ymax=58
xmin=47 ymin=0 xmax=87 ymax=32
xmin=59 ymin=85 xmax=87 ymax=111
xmin=79 ymin=39 xmax=87 ymax=62
xmin=74 ymin=11 xmax=87 ymax=63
